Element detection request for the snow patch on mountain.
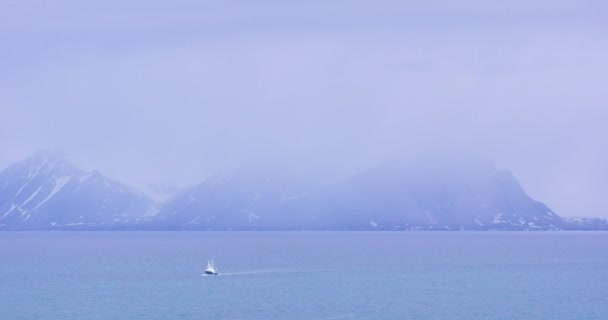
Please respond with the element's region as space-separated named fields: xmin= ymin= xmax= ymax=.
xmin=33 ymin=175 xmax=71 ymax=210
xmin=137 ymin=183 xmax=180 ymax=203
xmin=491 ymin=213 xmax=504 ymax=224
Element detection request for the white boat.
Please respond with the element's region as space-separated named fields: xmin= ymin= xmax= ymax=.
xmin=204 ymin=259 xmax=218 ymax=275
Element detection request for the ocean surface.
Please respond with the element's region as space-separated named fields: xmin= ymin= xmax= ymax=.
xmin=0 ymin=232 xmax=606 ymax=320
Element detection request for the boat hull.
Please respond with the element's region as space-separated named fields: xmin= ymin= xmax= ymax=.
xmin=205 ymin=271 xmax=218 ymax=275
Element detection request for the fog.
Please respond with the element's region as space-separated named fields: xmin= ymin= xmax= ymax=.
xmin=1 ymin=0 xmax=607 ymax=217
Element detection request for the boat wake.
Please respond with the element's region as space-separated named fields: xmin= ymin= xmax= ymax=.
xmin=201 ymin=268 xmax=320 ymax=277
xmin=314 ymin=315 xmax=354 ymax=320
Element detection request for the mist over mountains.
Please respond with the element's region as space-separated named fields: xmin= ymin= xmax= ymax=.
xmin=0 ymin=151 xmax=604 ymax=230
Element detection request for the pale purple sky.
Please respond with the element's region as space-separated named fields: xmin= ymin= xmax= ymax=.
xmin=1 ymin=0 xmax=607 ymax=217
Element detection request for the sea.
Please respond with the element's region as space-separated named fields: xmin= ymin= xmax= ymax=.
xmin=0 ymin=231 xmax=606 ymax=320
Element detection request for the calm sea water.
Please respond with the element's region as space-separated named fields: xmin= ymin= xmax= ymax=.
xmin=0 ymin=231 xmax=606 ymax=320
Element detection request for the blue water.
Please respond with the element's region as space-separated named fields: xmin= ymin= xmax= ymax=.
xmin=0 ymin=232 xmax=606 ymax=319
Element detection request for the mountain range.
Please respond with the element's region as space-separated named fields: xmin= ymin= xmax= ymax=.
xmin=0 ymin=151 xmax=605 ymax=230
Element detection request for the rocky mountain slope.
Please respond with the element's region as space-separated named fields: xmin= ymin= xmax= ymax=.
xmin=153 ymin=155 xmax=564 ymax=230
xmin=149 ymin=162 xmax=319 ymax=230
xmin=0 ymin=152 xmax=153 ymax=230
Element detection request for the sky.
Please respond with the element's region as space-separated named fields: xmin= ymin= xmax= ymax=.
xmin=1 ymin=0 xmax=607 ymax=217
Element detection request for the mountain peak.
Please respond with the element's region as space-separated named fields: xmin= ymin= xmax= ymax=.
xmin=0 ymin=151 xmax=153 ymax=230
xmin=27 ymin=149 xmax=67 ymax=165
xmin=10 ymin=149 xmax=75 ymax=177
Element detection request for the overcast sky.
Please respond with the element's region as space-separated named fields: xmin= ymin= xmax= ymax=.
xmin=1 ymin=0 xmax=607 ymax=217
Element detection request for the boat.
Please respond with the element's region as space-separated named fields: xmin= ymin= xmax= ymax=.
xmin=204 ymin=259 xmax=218 ymax=275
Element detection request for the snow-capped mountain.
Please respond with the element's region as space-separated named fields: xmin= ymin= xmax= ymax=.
xmin=151 ymin=155 xmax=564 ymax=230
xmin=0 ymin=151 xmax=153 ymax=230
xmin=149 ymin=162 xmax=319 ymax=230
xmin=272 ymin=156 xmax=563 ymax=230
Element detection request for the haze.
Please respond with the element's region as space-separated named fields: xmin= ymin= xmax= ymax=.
xmin=1 ymin=0 xmax=607 ymax=217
